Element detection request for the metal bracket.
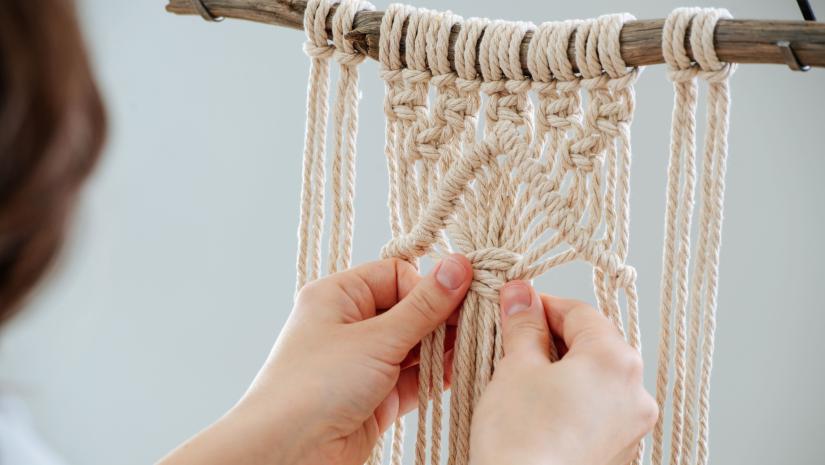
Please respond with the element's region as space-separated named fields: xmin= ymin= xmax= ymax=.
xmin=777 ymin=40 xmax=810 ymax=71
xmin=190 ymin=0 xmax=224 ymax=22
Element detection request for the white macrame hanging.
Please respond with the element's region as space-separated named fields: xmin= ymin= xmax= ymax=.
xmin=293 ymin=2 xmax=735 ymax=465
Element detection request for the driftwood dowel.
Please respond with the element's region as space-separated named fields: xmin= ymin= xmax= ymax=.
xmin=165 ymin=0 xmax=825 ymax=72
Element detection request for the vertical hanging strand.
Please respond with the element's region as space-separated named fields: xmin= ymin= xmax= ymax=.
xmin=327 ymin=0 xmax=374 ymax=274
xmin=374 ymin=6 xmax=412 ymax=464
xmin=409 ymin=9 xmax=463 ymax=465
xmin=296 ymin=0 xmax=335 ymax=291
xmin=407 ymin=11 xmax=440 ymax=465
xmin=575 ymin=18 xmax=620 ymax=332
xmin=446 ymin=17 xmax=486 ymax=465
xmin=596 ymin=13 xmax=641 ymax=348
xmin=427 ymin=13 xmax=461 ymax=465
xmin=380 ymin=4 xmax=410 ymax=241
xmin=393 ymin=8 xmax=438 ymax=464
xmin=594 ymin=13 xmax=643 ymax=465
xmin=681 ymin=9 xmax=736 ymax=465
xmin=652 ymin=8 xmax=700 ymax=465
xmin=476 ymin=18 xmax=535 ymax=405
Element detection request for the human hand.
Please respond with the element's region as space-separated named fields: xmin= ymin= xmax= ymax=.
xmin=158 ymin=254 xmax=473 ymax=465
xmin=470 ymin=281 xmax=658 ymax=465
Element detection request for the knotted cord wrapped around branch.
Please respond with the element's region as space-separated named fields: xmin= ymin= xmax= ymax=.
xmin=295 ymin=4 xmax=735 ymax=465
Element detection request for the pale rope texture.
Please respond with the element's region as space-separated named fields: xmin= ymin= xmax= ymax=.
xmin=652 ymin=8 xmax=735 ymax=465
xmin=296 ymin=3 xmax=734 ymax=465
xmin=296 ymin=0 xmax=374 ymax=293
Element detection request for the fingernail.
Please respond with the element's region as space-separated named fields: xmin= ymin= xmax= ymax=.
xmin=435 ymin=256 xmax=466 ymax=290
xmin=501 ymin=283 xmax=532 ymax=315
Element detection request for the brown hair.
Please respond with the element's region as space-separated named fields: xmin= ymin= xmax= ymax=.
xmin=0 ymin=0 xmax=106 ymax=323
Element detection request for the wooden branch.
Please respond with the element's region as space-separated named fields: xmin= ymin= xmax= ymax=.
xmin=166 ymin=0 xmax=825 ymax=73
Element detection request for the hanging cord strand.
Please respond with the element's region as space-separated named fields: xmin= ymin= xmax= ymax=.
xmin=327 ymin=0 xmax=374 ymax=274
xmin=652 ymin=8 xmax=700 ymax=465
xmin=681 ymin=9 xmax=736 ymax=465
xmin=296 ymin=0 xmax=335 ymax=291
xmin=373 ymin=7 xmax=413 ymax=463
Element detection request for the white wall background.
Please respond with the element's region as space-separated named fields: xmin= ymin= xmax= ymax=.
xmin=0 ymin=0 xmax=823 ymax=464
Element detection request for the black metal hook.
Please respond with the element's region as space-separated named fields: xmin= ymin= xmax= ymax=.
xmin=191 ymin=0 xmax=224 ymax=22
xmin=796 ymin=0 xmax=817 ymax=21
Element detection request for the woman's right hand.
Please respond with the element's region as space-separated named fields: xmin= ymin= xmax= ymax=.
xmin=470 ymin=281 xmax=658 ymax=465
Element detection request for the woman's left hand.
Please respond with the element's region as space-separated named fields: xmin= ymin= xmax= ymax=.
xmin=158 ymin=254 xmax=473 ymax=465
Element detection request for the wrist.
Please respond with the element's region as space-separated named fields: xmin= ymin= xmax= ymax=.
xmin=226 ymin=390 xmax=318 ymax=465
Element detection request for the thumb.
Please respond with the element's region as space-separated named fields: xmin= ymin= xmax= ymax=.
xmin=370 ymin=253 xmax=472 ymax=361
xmin=500 ymin=281 xmax=551 ymax=361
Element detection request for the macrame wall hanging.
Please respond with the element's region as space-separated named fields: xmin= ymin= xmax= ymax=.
xmin=294 ymin=1 xmax=735 ymax=464
xmin=160 ymin=0 xmax=825 ymax=460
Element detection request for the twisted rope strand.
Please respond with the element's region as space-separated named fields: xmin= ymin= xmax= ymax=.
xmin=652 ymin=8 xmax=735 ymax=465
xmin=296 ymin=0 xmax=335 ymax=291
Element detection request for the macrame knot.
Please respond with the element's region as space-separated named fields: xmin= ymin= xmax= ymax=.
xmin=580 ymin=74 xmax=611 ymax=92
xmin=481 ymin=80 xmax=531 ymax=126
xmin=579 ymin=240 xmax=637 ymax=289
xmin=663 ymin=7 xmax=736 ymax=83
xmin=667 ymin=67 xmax=700 ymax=83
xmin=430 ymin=72 xmax=456 ymax=90
xmin=304 ymin=42 xmax=335 ymax=59
xmin=565 ymin=135 xmax=605 ymax=171
xmin=331 ymin=0 xmax=374 ymax=66
xmin=479 ymin=20 xmax=534 ymax=82
xmin=303 ymin=0 xmax=335 ymax=59
xmin=538 ymin=101 xmax=578 ymax=130
xmin=699 ymin=64 xmax=736 ymax=83
xmin=455 ymin=17 xmax=489 ymax=82
xmin=402 ymin=68 xmax=433 ymax=85
xmin=380 ymin=230 xmax=435 ymax=262
xmin=334 ymin=49 xmax=367 ymax=66
xmin=595 ymin=13 xmax=636 ymax=79
xmin=487 ymin=120 xmax=525 ymax=156
xmin=456 ymin=77 xmax=482 ymax=95
xmin=466 ymin=247 xmax=522 ymax=301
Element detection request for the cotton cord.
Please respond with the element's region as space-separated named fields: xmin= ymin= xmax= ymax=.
xmin=652 ymin=8 xmax=735 ymax=465
xmin=296 ymin=0 xmax=373 ymax=289
xmin=327 ymin=0 xmax=374 ymax=274
xmin=376 ymin=7 xmax=641 ymax=465
xmin=297 ymin=5 xmax=734 ymax=465
xmin=296 ymin=0 xmax=334 ymax=291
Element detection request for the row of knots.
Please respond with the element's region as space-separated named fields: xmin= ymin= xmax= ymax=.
xmin=377 ymin=7 xmax=640 ymax=89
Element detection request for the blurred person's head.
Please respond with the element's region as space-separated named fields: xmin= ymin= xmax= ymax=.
xmin=0 ymin=0 xmax=106 ymax=323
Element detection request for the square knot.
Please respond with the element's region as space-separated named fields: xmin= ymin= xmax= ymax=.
xmin=303 ymin=42 xmax=335 ymax=59
xmin=667 ymin=67 xmax=700 ymax=83
xmin=401 ymin=68 xmax=432 ymax=84
xmin=334 ymin=50 xmax=368 ymax=66
xmin=586 ymin=244 xmax=637 ymax=288
xmin=466 ymin=248 xmax=522 ymax=301
xmin=563 ymin=137 xmax=604 ymax=172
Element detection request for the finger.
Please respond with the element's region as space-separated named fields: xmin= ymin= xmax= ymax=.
xmin=447 ymin=308 xmax=461 ymax=326
xmin=367 ymin=254 xmax=472 ymax=363
xmin=373 ymin=387 xmax=399 ymax=434
xmin=295 ymin=258 xmax=420 ymax=323
xmin=500 ymin=281 xmax=551 ymax=361
xmin=399 ymin=325 xmax=458 ymax=370
xmin=539 ymin=294 xmax=623 ymax=355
